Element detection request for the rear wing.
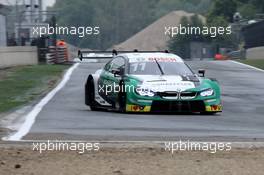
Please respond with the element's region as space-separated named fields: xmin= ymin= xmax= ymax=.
xmin=78 ymin=49 xmax=170 ymax=61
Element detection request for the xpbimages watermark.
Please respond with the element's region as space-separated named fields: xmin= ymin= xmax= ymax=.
xmin=32 ymin=140 xmax=100 ymax=154
xmin=164 ymin=140 xmax=232 ymax=154
xmin=32 ymin=24 xmax=100 ymax=38
xmin=98 ymin=82 xmax=193 ymax=96
xmin=165 ymin=24 xmax=232 ymax=38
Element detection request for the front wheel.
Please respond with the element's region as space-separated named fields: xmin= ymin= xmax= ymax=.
xmin=117 ymin=81 xmax=127 ymax=113
xmin=85 ymin=76 xmax=100 ymax=111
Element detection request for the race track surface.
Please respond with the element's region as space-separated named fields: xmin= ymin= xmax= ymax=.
xmin=24 ymin=60 xmax=264 ymax=141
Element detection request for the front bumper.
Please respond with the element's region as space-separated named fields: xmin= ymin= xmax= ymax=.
xmin=125 ymin=100 xmax=222 ymax=113
xmin=125 ymin=90 xmax=222 ymax=113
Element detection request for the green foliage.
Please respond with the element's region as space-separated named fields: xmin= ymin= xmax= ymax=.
xmin=0 ymin=65 xmax=70 ymax=112
xmin=207 ymin=0 xmax=263 ymax=22
xmin=168 ymin=14 xmax=236 ymax=58
xmin=50 ymin=0 xmax=262 ymax=49
xmin=50 ymin=0 xmax=212 ymax=49
xmin=236 ymin=0 xmax=264 ymax=13
xmin=51 ymin=0 xmax=159 ymax=49
xmin=155 ymin=0 xmax=213 ymax=17
xmin=236 ymin=1 xmax=258 ymax=19
xmin=207 ymin=0 xmax=237 ymax=23
xmin=168 ymin=15 xmax=207 ymax=58
xmin=207 ymin=16 xmax=235 ymax=46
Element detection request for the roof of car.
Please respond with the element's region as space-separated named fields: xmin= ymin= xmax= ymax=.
xmin=118 ymin=52 xmax=184 ymax=63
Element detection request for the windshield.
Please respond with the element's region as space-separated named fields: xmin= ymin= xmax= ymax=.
xmin=129 ymin=62 xmax=194 ymax=75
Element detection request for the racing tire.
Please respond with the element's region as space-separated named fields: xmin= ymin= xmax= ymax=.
xmin=85 ymin=76 xmax=100 ymax=111
xmin=118 ymin=81 xmax=127 ymax=113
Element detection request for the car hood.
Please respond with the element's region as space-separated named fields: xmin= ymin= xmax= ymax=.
xmin=132 ymin=75 xmax=197 ymax=92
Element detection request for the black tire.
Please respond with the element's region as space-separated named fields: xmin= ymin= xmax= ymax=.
xmin=85 ymin=76 xmax=100 ymax=111
xmin=118 ymin=81 xmax=127 ymax=113
xmin=85 ymin=78 xmax=91 ymax=106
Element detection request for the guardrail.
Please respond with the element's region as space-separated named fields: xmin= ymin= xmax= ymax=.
xmin=226 ymin=50 xmax=246 ymax=60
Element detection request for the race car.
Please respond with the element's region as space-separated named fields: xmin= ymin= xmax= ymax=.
xmin=79 ymin=50 xmax=222 ymax=114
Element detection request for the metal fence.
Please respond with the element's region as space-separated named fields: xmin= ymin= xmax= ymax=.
xmin=242 ymin=20 xmax=264 ymax=49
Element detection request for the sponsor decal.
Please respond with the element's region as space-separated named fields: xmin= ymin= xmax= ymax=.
xmin=148 ymin=57 xmax=177 ymax=62
xmin=145 ymin=82 xmax=194 ymax=86
xmin=129 ymin=57 xmax=180 ymax=63
xmin=206 ymin=105 xmax=222 ymax=112
xmin=126 ymin=105 xmax=151 ymax=112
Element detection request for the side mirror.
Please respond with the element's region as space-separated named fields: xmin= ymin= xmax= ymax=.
xmin=111 ymin=69 xmax=121 ymax=76
xmin=78 ymin=50 xmax=83 ymax=61
xmin=198 ymin=69 xmax=205 ymax=77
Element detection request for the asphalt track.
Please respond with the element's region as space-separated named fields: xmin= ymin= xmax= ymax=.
xmin=23 ymin=60 xmax=264 ymax=141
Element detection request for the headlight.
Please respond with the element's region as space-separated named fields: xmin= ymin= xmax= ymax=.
xmin=135 ymin=86 xmax=155 ymax=97
xmin=200 ymin=88 xmax=214 ymax=97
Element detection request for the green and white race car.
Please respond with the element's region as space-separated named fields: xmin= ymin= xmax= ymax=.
xmin=79 ymin=50 xmax=222 ymax=114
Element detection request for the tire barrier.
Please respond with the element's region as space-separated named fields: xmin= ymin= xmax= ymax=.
xmin=45 ymin=46 xmax=68 ymax=64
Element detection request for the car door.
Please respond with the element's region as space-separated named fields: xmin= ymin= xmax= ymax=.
xmin=98 ymin=56 xmax=125 ymax=104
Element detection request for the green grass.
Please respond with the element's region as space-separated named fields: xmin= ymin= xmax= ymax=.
xmin=0 ymin=64 xmax=70 ymax=113
xmin=237 ymin=59 xmax=264 ymax=70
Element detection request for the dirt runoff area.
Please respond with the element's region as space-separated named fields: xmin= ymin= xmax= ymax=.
xmin=0 ymin=143 xmax=264 ymax=175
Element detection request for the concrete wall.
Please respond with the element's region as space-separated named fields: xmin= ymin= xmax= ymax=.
xmin=246 ymin=46 xmax=264 ymax=60
xmin=0 ymin=46 xmax=38 ymax=68
xmin=0 ymin=14 xmax=7 ymax=47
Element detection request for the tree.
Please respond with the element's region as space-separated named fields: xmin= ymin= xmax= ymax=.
xmin=51 ymin=0 xmax=161 ymax=49
xmin=49 ymin=0 xmax=215 ymax=49
xmin=238 ymin=4 xmax=257 ymax=19
xmin=168 ymin=15 xmax=206 ymax=58
xmin=207 ymin=16 xmax=236 ymax=49
xmin=237 ymin=0 xmax=264 ymax=13
xmin=168 ymin=14 xmax=236 ymax=58
xmin=207 ymin=0 xmax=237 ymax=23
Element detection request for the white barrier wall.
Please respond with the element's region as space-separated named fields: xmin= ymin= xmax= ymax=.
xmin=0 ymin=46 xmax=38 ymax=68
xmin=246 ymin=47 xmax=264 ymax=60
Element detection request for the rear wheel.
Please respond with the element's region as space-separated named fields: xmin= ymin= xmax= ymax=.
xmin=85 ymin=76 xmax=100 ymax=111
